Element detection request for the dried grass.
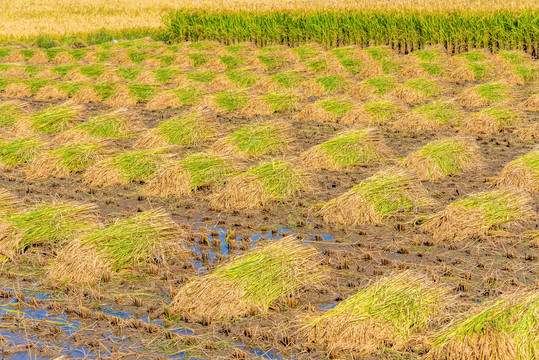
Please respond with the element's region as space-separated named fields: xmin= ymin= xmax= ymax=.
xmin=27 ymin=141 xmax=106 ymax=179
xmin=83 ymin=149 xmax=165 ymax=187
xmin=104 ymin=85 xmax=137 ymax=107
xmin=145 ymin=91 xmax=181 ymax=110
xmin=72 ymin=86 xmax=101 ymax=103
xmin=34 ymin=85 xmax=69 ymax=101
xmin=456 ymin=83 xmax=510 ymax=109
xmin=518 ymin=93 xmax=539 ymax=112
xmin=0 ymin=201 xmax=101 ymax=256
xmin=462 ymin=106 xmax=525 ymax=134
xmin=392 ymin=101 xmax=461 ymax=133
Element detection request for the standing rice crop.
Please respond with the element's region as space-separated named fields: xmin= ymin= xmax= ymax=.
xmin=320 ymin=168 xmax=432 ymax=226
xmin=421 ymin=188 xmax=535 ymax=242
xmin=169 ymin=236 xmax=326 ymax=322
xmin=164 ymin=11 xmax=539 ymax=56
xmin=48 ymin=209 xmax=187 ymax=285
xmin=304 ymin=271 xmax=452 ymax=355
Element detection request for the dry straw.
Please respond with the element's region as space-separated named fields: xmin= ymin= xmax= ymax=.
xmin=83 ymin=149 xmax=166 ymax=187
xmin=48 ymin=209 xmax=187 ymax=285
xmin=210 ymin=160 xmax=308 ymax=210
xmin=211 ymin=120 xmax=293 ymax=159
xmin=74 ymin=108 xmax=140 ymax=139
xmin=461 ymin=105 xmax=525 ymax=134
xmin=0 ymin=201 xmax=100 ymax=259
xmin=136 ymin=111 xmax=213 ymax=149
xmin=392 ymin=101 xmax=462 ymax=133
xmin=496 ymin=150 xmax=539 ymax=193
xmin=21 ymin=101 xmax=82 ymax=135
xmin=421 ymin=188 xmax=535 ymax=242
xmin=403 ymin=137 xmax=483 ymax=181
xmin=320 ymin=168 xmax=432 ymax=226
xmin=295 ymin=97 xmax=354 ymax=122
xmin=0 ymin=137 xmax=46 ymax=168
xmin=426 ymin=292 xmax=539 ymax=360
xmin=169 ymin=236 xmax=326 ymax=322
xmin=304 ymin=271 xmax=452 ymax=355
xmin=27 ymin=141 xmax=106 ymax=179
xmin=300 ymin=128 xmax=391 ymax=171
xmin=456 ymin=83 xmax=510 ymax=109
xmin=143 ymin=152 xmax=240 ymax=198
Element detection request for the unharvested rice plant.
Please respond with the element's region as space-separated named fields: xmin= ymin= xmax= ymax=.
xmin=0 ymin=0 xmax=537 ymax=359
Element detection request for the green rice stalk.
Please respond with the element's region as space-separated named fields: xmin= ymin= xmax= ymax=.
xmin=181 ymin=152 xmax=239 ymax=189
xmin=225 ymin=68 xmax=259 ymax=87
xmin=364 ymin=76 xmax=397 ymax=95
xmin=249 ymin=160 xmax=306 ymax=198
xmin=262 ymin=91 xmax=299 ymax=113
xmin=223 ymin=121 xmax=292 ymax=158
xmin=317 ymin=97 xmax=353 ymax=116
xmin=428 ymin=292 xmax=539 ymax=360
xmin=303 ymin=128 xmax=389 ymax=170
xmin=306 ymin=271 xmax=451 ymax=353
xmin=186 ymin=70 xmax=217 ymax=83
xmin=316 ymin=74 xmax=349 ymax=94
xmin=169 ymin=236 xmax=325 ymax=321
xmin=213 ymin=89 xmax=249 ymax=111
xmin=7 ymin=202 xmax=100 ymax=249
xmin=29 ymin=102 xmax=82 ymax=134
xmin=271 ymin=70 xmax=304 ymax=88
xmin=75 ymin=109 xmax=136 ymax=138
xmin=0 ymin=137 xmax=45 ymax=167
xmin=320 ymin=168 xmax=431 ymax=225
xmin=0 ymin=101 xmax=25 ymax=127
xmin=80 ymin=209 xmax=185 ymax=271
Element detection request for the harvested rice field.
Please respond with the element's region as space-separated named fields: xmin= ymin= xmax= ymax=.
xmin=0 ymin=38 xmax=537 ymax=359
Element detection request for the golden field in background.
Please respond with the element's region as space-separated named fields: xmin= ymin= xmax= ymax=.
xmin=0 ymin=0 xmax=537 ymax=39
